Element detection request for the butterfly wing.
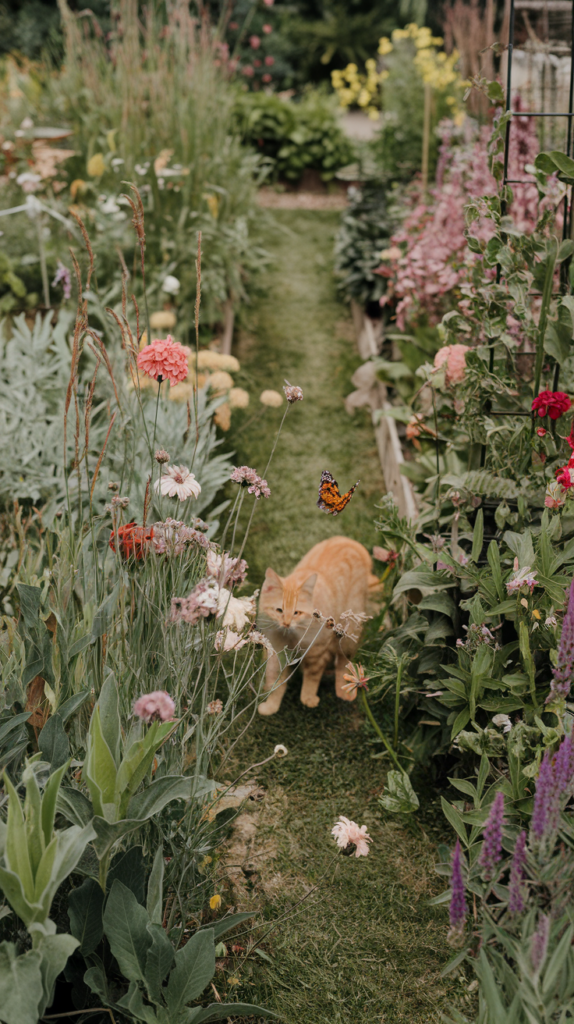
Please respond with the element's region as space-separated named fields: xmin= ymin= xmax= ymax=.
xmin=317 ymin=470 xmax=360 ymax=516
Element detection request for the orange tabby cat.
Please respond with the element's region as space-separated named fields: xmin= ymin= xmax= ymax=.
xmin=257 ymin=536 xmax=377 ymax=715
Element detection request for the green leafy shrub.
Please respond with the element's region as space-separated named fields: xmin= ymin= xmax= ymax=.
xmin=333 ymin=182 xmax=397 ymax=305
xmin=234 ymin=88 xmax=354 ymax=182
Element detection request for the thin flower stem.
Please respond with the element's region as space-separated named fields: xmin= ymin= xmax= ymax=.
xmin=394 ymin=661 xmax=403 ymax=751
xmin=361 ymin=689 xmax=403 ymax=772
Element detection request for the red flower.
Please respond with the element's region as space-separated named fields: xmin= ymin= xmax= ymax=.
xmin=532 ymin=391 xmax=571 ymax=420
xmin=536 ymin=427 xmax=547 ymax=437
xmin=110 ymin=522 xmax=154 ymax=560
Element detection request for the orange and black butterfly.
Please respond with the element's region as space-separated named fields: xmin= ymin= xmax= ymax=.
xmin=317 ymin=470 xmax=360 ymax=516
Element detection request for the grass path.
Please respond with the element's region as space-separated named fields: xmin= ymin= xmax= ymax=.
xmin=219 ymin=211 xmax=457 ymax=1023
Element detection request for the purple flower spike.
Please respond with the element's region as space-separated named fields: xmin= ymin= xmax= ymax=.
xmin=478 ymin=791 xmax=505 ymax=878
xmin=531 ymin=751 xmax=555 ymax=840
xmin=508 ymin=830 xmax=528 ymax=914
xmin=449 ymin=839 xmax=467 ymax=930
xmin=547 ymin=578 xmax=574 ymax=703
xmin=531 ymin=913 xmax=550 ymax=973
xmin=554 ymin=734 xmax=574 ymax=793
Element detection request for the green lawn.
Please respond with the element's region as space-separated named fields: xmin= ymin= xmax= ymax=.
xmin=215 ymin=210 xmax=460 ymax=1023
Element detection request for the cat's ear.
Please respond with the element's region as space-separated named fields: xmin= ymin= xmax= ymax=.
xmin=261 ymin=567 xmax=283 ymax=598
xmin=298 ymin=573 xmax=317 ymax=603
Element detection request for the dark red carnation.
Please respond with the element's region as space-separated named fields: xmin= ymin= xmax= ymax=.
xmin=532 ymin=391 xmax=571 ymax=420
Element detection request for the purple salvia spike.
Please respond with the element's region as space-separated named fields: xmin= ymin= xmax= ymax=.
xmin=478 ymin=791 xmax=505 ymax=878
xmin=547 ymin=578 xmax=574 ymax=702
xmin=449 ymin=839 xmax=466 ymax=930
xmin=531 ymin=913 xmax=550 ymax=973
xmin=553 ymin=735 xmax=574 ymax=795
xmin=531 ymin=751 xmax=554 ymax=840
xmin=508 ymin=830 xmax=528 ymax=914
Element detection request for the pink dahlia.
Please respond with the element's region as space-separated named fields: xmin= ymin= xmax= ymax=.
xmin=434 ymin=344 xmax=469 ymax=386
xmin=331 ymin=816 xmax=372 ymax=857
xmin=137 ymin=335 xmax=189 ymax=386
xmin=133 ymin=690 xmax=176 ymax=723
xmin=532 ymin=391 xmax=571 ymax=420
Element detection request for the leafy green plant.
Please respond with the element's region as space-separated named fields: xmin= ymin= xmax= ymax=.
xmin=334 ymin=181 xmax=397 ymax=305
xmin=234 ymin=88 xmax=354 ymax=182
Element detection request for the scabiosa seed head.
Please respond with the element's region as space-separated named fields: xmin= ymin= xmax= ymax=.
xmin=508 ymin=830 xmax=528 ymax=914
xmin=155 ymin=449 xmax=170 ymax=464
xmin=478 ymin=790 xmax=505 ymax=878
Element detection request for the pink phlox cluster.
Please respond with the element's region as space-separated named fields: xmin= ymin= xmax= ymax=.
xmin=206 ymin=549 xmax=248 ymax=586
xmin=546 ymin=579 xmax=574 ymax=702
xmin=230 ymin=466 xmax=271 ymax=498
xmin=477 ymin=790 xmax=505 ymax=878
xmin=171 ymin=579 xmax=219 ymax=624
xmin=151 ymin=518 xmax=211 ymax=555
xmin=379 ymin=108 xmax=561 ymax=330
xmin=133 ymin=690 xmax=176 ymax=723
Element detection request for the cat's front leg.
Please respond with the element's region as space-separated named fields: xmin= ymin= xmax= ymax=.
xmin=300 ymin=652 xmax=330 ymax=709
xmin=258 ymin=650 xmax=290 ymax=716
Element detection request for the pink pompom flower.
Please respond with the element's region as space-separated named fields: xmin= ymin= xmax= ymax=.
xmin=264 ymin=55 xmax=274 ymax=66
xmin=133 ymin=691 xmax=176 ymax=723
xmin=249 ymin=35 xmax=261 ymax=49
xmin=331 ymin=816 xmax=372 ymax=857
xmin=433 ymin=344 xmax=469 ymax=386
xmin=263 ymin=23 xmax=272 ymax=33
xmin=137 ymin=335 xmax=189 ymax=386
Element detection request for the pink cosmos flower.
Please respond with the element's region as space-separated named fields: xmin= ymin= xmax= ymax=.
xmin=433 ymin=344 xmax=469 ymax=385
xmin=137 ymin=335 xmax=189 ymax=386
xmin=133 ymin=691 xmax=175 ymax=723
xmin=155 ymin=465 xmax=201 ymax=501
xmin=331 ymin=816 xmax=372 ymax=857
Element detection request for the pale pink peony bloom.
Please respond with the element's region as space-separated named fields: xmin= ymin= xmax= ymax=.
xmin=331 ymin=816 xmax=372 ymax=857
xmin=206 ymin=549 xmax=248 ymax=586
xmin=214 ymin=628 xmax=248 ymax=652
xmin=217 ymin=588 xmax=256 ymax=630
xmin=433 ymin=344 xmax=469 ymax=385
xmin=137 ymin=335 xmax=189 ymax=386
xmin=133 ymin=690 xmax=175 ymax=723
xmin=155 ymin=465 xmax=201 ymax=501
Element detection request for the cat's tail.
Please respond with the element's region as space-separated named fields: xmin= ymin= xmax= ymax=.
xmin=368 ymin=573 xmax=384 ymax=593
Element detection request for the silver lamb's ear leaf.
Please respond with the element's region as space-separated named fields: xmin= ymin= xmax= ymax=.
xmin=146 ymin=844 xmax=164 ymax=926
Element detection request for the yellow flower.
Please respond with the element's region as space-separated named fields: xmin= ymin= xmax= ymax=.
xmin=203 ymin=192 xmax=220 ymax=219
xmin=210 ymin=894 xmax=222 ymax=911
xmin=260 ymin=389 xmax=283 ymax=408
xmin=228 ymin=976 xmax=240 ymax=986
xmin=214 ymin=402 xmax=231 ymax=431
xmin=208 ymin=370 xmax=234 ymax=394
xmin=87 ymin=153 xmax=105 ymax=177
xmin=196 ymin=350 xmax=240 ymax=373
xmin=229 ymin=387 xmax=250 ymax=409
xmin=377 ymin=36 xmax=393 ymax=55
xmin=70 ymin=179 xmax=87 ymax=199
xmin=150 ymin=310 xmax=177 ymax=330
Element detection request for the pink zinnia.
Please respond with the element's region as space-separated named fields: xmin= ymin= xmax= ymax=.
xmin=331 ymin=816 xmax=372 ymax=857
xmin=133 ymin=690 xmax=176 ymax=723
xmin=434 ymin=344 xmax=469 ymax=385
xmin=137 ymin=335 xmax=189 ymax=386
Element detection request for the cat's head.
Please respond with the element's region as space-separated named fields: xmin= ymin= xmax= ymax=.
xmin=259 ymin=568 xmax=317 ymax=633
